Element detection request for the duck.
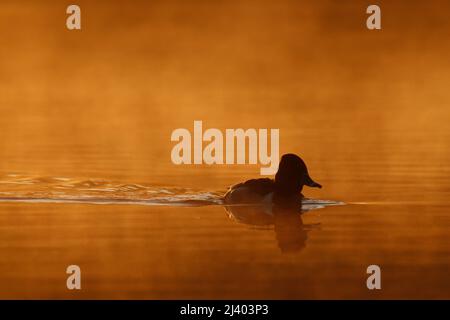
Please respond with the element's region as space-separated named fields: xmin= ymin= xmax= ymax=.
xmin=223 ymin=153 xmax=322 ymax=205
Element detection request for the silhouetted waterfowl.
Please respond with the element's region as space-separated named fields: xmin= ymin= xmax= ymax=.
xmin=224 ymin=196 xmax=321 ymax=253
xmin=223 ymin=153 xmax=322 ymax=205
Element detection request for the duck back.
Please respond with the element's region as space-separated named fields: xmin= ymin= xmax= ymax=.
xmin=224 ymin=178 xmax=275 ymax=204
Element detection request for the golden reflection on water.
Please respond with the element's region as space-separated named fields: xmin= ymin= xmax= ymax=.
xmin=0 ymin=0 xmax=449 ymax=298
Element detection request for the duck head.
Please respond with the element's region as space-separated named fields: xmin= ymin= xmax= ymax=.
xmin=274 ymin=154 xmax=322 ymax=197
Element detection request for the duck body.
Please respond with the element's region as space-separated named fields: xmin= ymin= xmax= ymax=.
xmin=224 ymin=178 xmax=275 ymax=205
xmin=223 ymin=154 xmax=322 ymax=206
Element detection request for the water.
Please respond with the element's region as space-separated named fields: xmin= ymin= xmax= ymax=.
xmin=0 ymin=0 xmax=449 ymax=299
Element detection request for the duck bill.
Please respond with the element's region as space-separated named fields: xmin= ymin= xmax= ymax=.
xmin=305 ymin=175 xmax=322 ymax=188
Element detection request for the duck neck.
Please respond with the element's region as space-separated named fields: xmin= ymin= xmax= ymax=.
xmin=274 ymin=175 xmax=302 ymax=197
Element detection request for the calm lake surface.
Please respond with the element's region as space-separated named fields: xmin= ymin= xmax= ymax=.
xmin=0 ymin=0 xmax=449 ymax=299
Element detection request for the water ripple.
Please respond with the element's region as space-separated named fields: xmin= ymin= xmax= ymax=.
xmin=0 ymin=174 xmax=342 ymax=208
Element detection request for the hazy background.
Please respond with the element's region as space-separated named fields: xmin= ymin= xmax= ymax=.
xmin=0 ymin=0 xmax=449 ymax=298
xmin=0 ymin=0 xmax=449 ymax=200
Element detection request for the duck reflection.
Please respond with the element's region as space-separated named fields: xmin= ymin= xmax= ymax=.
xmin=224 ymin=199 xmax=320 ymax=253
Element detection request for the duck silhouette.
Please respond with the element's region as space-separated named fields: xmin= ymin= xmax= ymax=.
xmin=224 ymin=153 xmax=322 ymax=205
xmin=223 ymin=154 xmax=323 ymax=252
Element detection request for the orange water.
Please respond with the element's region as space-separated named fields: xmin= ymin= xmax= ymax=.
xmin=0 ymin=0 xmax=449 ymax=299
